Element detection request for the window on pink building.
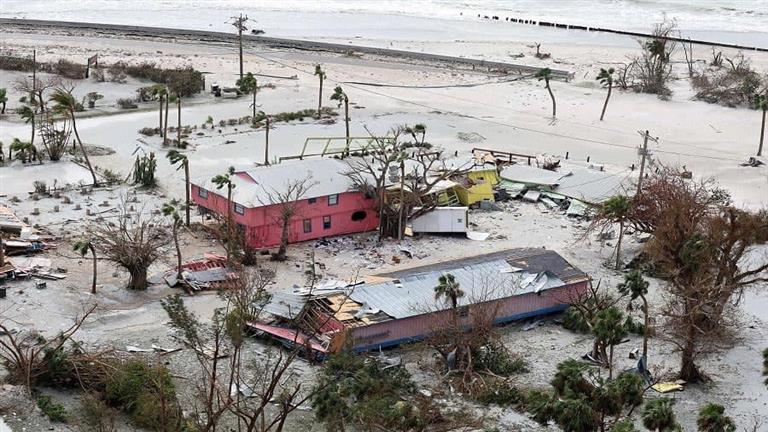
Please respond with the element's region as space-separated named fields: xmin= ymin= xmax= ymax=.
xmin=328 ymin=194 xmax=338 ymax=206
xmin=198 ymin=188 xmax=208 ymax=199
xmin=323 ymin=215 xmax=331 ymax=229
xmin=234 ymin=203 xmax=245 ymax=215
xmin=303 ymin=219 xmax=312 ymax=233
xmin=308 ymin=197 xmax=317 ymax=204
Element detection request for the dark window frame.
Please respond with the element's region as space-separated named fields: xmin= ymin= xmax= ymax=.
xmin=234 ymin=202 xmax=245 ymax=215
xmin=328 ymin=194 xmax=339 ymax=206
xmin=308 ymin=197 xmax=317 ymax=204
xmin=198 ymin=188 xmax=208 ymax=199
xmin=303 ymin=219 xmax=312 ymax=233
xmin=323 ymin=215 xmax=331 ymax=230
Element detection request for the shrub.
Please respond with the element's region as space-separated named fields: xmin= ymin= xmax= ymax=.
xmin=101 ymin=169 xmax=123 ymax=185
xmin=693 ymin=60 xmax=764 ymax=108
xmin=138 ymin=127 xmax=159 ymax=136
xmin=33 ymin=180 xmax=47 ymax=194
xmin=79 ymin=393 xmax=117 ymax=432
xmin=475 ymin=341 xmax=528 ymax=376
xmin=474 ymin=380 xmax=523 ymax=406
xmin=50 ymin=59 xmax=87 ymax=79
xmin=117 ymin=98 xmax=138 ymax=109
xmin=0 ymin=55 xmax=35 ymax=71
xmin=110 ymin=62 xmax=203 ymax=97
xmin=104 ymin=359 xmax=180 ymax=428
xmin=36 ymin=394 xmax=68 ymax=422
xmin=697 ymin=403 xmax=736 ymax=432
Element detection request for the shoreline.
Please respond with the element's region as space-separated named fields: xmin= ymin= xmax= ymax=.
xmin=0 ymin=18 xmax=574 ymax=80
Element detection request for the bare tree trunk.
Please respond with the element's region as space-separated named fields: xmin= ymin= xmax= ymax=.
xmin=252 ymin=88 xmax=257 ymax=121
xmin=163 ymin=96 xmax=169 ymax=145
xmin=344 ymin=97 xmax=350 ymax=144
xmin=641 ymin=295 xmax=649 ymax=359
xmin=174 ymin=224 xmax=183 ymax=281
xmin=546 ymin=80 xmax=556 ymax=118
xmin=758 ymin=107 xmax=766 ymax=157
xmin=177 ymin=96 xmax=181 ymax=147
xmin=317 ymin=75 xmax=323 ymax=119
xmin=184 ymin=162 xmax=191 ymax=226
xmin=128 ymin=265 xmax=148 ymax=290
xmin=226 ymin=184 xmax=233 ymax=263
xmin=89 ymin=246 xmax=97 ymax=294
xmin=70 ymin=113 xmax=98 ymax=186
xmin=615 ymin=219 xmax=623 ymax=270
xmin=276 ymin=218 xmax=289 ymax=261
xmin=159 ymin=95 xmax=164 ymax=132
xmin=679 ymin=319 xmax=702 ymax=382
xmin=264 ymin=116 xmax=270 ymax=165
xmin=600 ymin=82 xmax=611 ymax=121
xmin=30 ymin=115 xmax=35 ymax=148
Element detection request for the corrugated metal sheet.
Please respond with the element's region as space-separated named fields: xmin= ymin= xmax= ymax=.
xmin=500 ymin=164 xmax=562 ymax=186
xmin=193 ymin=158 xmax=359 ymax=208
xmin=263 ymin=291 xmax=308 ymax=319
xmin=556 ymin=168 xmax=630 ymax=204
xmin=348 ymin=255 xmax=569 ymax=319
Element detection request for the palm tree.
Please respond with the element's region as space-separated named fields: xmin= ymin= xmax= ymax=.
xmin=212 ymin=167 xmax=237 ymax=263
xmin=50 ymin=88 xmax=98 ymax=185
xmin=17 ymin=106 xmax=35 ymax=149
xmin=535 ymin=68 xmax=556 ymax=118
xmin=314 ymin=64 xmax=326 ymax=119
xmin=330 ymin=85 xmax=349 ymax=144
xmin=598 ymin=195 xmax=632 ymax=270
xmin=237 ymin=72 xmax=259 ymax=121
xmin=593 ymin=307 xmax=627 ymax=378
xmin=755 ymin=92 xmax=766 ymax=157
xmin=618 ymin=270 xmax=650 ymax=359
xmin=596 ymin=68 xmax=615 ymax=121
xmin=0 ymin=88 xmax=7 ymax=114
xmin=697 ymin=403 xmax=736 ymax=432
xmin=73 ymin=239 xmax=97 ymax=294
xmin=10 ymin=139 xmax=36 ymax=163
xmin=434 ymin=273 xmax=464 ymax=310
xmin=642 ymin=397 xmax=678 ymax=432
xmin=152 ymin=84 xmax=167 ymax=137
xmin=162 ymin=201 xmax=184 ymax=282
xmin=166 ymin=150 xmax=191 ymax=226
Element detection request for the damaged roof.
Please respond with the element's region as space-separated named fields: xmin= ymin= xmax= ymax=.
xmin=194 ymin=158 xmax=359 ymax=208
xmin=261 ymin=248 xmax=588 ymax=322
xmin=499 ymin=164 xmax=631 ymax=204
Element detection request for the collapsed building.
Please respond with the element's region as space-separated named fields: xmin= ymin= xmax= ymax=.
xmin=251 ymin=248 xmax=589 ymax=356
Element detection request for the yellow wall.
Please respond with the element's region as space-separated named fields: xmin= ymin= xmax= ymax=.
xmin=457 ymin=169 xmax=498 ymax=205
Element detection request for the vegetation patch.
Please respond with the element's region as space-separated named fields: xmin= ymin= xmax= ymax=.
xmin=36 ymin=394 xmax=69 ymax=422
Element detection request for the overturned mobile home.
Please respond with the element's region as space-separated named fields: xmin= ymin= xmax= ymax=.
xmin=251 ymin=248 xmax=589 ymax=355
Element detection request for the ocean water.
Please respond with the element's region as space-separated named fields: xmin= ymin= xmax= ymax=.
xmin=1 ymin=0 xmax=767 ymax=47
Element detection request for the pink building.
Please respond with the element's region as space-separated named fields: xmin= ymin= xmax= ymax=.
xmin=257 ymin=248 xmax=590 ymax=355
xmin=191 ymin=158 xmax=379 ymax=249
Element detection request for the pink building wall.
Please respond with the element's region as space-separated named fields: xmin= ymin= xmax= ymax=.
xmin=191 ymin=183 xmax=379 ymax=248
xmin=347 ymin=281 xmax=589 ymax=351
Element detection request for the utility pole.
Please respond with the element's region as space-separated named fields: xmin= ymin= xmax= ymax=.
xmin=636 ymin=129 xmax=657 ymax=195
xmin=230 ymin=14 xmax=249 ymax=80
